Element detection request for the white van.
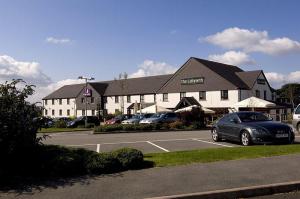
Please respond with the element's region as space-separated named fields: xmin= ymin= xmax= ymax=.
xmin=293 ymin=104 xmax=300 ymax=133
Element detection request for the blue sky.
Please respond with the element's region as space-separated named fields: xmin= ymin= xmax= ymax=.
xmin=0 ymin=0 xmax=300 ymax=101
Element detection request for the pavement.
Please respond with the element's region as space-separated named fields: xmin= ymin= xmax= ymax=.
xmin=2 ymin=153 xmax=300 ymax=199
xmin=42 ymin=130 xmax=248 ymax=153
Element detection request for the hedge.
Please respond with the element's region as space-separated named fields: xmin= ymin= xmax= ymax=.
xmin=94 ymin=121 xmax=204 ymax=133
xmin=0 ymin=145 xmax=145 ymax=186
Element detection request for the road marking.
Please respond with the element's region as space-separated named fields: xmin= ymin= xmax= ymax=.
xmin=147 ymin=141 xmax=170 ymax=152
xmin=96 ymin=144 xmax=101 ymax=153
xmin=67 ymin=143 xmax=97 ymax=147
xmin=192 ymin=138 xmax=233 ymax=148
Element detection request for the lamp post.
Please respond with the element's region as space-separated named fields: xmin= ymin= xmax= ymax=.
xmin=78 ymin=76 xmax=95 ymax=128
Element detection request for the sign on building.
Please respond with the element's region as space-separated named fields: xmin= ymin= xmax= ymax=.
xmin=83 ymin=88 xmax=92 ymax=96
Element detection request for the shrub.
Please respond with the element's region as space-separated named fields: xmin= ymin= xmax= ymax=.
xmin=169 ymin=121 xmax=184 ymax=129
xmin=54 ymin=120 xmax=67 ymax=128
xmin=86 ymin=152 xmax=120 ymax=174
xmin=139 ymin=124 xmax=153 ymax=131
xmin=112 ymin=148 xmax=144 ymax=169
xmin=0 ymin=80 xmax=41 ymax=156
xmin=161 ymin=123 xmax=170 ymax=130
xmin=122 ymin=124 xmax=136 ymax=131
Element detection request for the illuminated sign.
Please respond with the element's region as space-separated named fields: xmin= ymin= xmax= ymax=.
xmin=83 ymin=88 xmax=92 ymax=96
xmin=257 ymin=79 xmax=266 ymax=85
xmin=181 ymin=77 xmax=204 ymax=85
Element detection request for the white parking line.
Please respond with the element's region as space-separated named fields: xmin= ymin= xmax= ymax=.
xmin=192 ymin=138 xmax=233 ymax=148
xmin=96 ymin=144 xmax=101 ymax=153
xmin=67 ymin=143 xmax=97 ymax=147
xmin=147 ymin=141 xmax=170 ymax=152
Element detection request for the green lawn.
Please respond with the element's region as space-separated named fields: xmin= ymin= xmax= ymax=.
xmin=38 ymin=127 xmax=92 ymax=133
xmin=145 ymin=144 xmax=300 ymax=167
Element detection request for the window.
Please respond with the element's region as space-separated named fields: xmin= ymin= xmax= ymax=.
xmin=45 ymin=109 xmax=48 ymax=116
xmin=180 ymin=92 xmax=186 ymax=100
xmin=92 ymin=110 xmax=95 ymax=116
xmin=199 ymin=91 xmax=206 ymax=100
xmin=59 ymin=99 xmax=62 ymax=105
xmin=45 ymin=100 xmax=48 ymax=105
xmin=163 ymin=93 xmax=168 ymax=102
xmin=257 ymin=79 xmax=266 ymax=85
xmin=264 ymin=90 xmax=267 ymax=100
xmin=140 ymin=95 xmax=144 ymax=103
xmin=295 ymin=105 xmax=300 ymax=114
xmin=59 ymin=109 xmax=62 ymax=116
xmin=82 ymin=110 xmax=85 ymax=116
xmin=52 ymin=110 xmax=55 ymax=116
xmin=115 ymin=96 xmax=119 ymax=103
xmin=255 ymin=90 xmax=260 ymax=98
xmin=91 ymin=97 xmax=95 ymax=104
xmin=81 ymin=98 xmax=85 ymax=103
xmin=67 ymin=98 xmax=70 ymax=105
xmin=52 ymin=99 xmax=55 ymax=105
xmin=221 ymin=90 xmax=228 ymax=100
xmin=127 ymin=95 xmax=131 ymax=103
xmin=154 ymin=94 xmax=156 ymax=102
xmin=67 ymin=109 xmax=70 ymax=116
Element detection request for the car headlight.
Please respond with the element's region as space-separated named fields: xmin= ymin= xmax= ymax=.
xmin=251 ymin=128 xmax=268 ymax=136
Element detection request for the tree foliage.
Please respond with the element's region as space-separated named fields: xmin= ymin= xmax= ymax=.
xmin=277 ymin=83 xmax=300 ymax=108
xmin=0 ymin=79 xmax=41 ymax=156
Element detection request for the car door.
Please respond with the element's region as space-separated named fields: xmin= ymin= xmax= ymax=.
xmin=217 ymin=115 xmax=230 ymax=137
xmin=226 ymin=114 xmax=242 ymax=141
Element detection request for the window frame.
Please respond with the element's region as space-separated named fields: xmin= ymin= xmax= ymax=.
xmin=180 ymin=92 xmax=186 ymax=100
xmin=221 ymin=90 xmax=228 ymax=100
xmin=163 ymin=93 xmax=168 ymax=102
xmin=199 ymin=91 xmax=206 ymax=101
xmin=115 ymin=96 xmax=119 ymax=103
xmin=127 ymin=95 xmax=131 ymax=103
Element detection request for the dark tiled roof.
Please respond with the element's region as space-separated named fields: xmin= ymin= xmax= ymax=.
xmin=103 ymin=74 xmax=173 ymax=96
xmin=43 ymin=84 xmax=85 ymax=100
xmin=89 ymin=82 xmax=109 ymax=95
xmin=236 ymin=70 xmax=262 ymax=89
xmin=192 ymin=58 xmax=250 ymax=89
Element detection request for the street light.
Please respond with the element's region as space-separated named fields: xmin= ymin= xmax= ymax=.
xmin=78 ymin=76 xmax=95 ymax=128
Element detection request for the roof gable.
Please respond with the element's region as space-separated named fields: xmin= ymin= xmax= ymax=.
xmin=42 ymin=84 xmax=85 ymax=100
xmin=236 ymin=70 xmax=262 ymax=89
xmin=158 ymin=57 xmax=249 ymax=93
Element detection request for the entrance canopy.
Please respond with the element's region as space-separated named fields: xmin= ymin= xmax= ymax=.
xmin=138 ymin=104 xmax=172 ymax=113
xmin=175 ymin=105 xmax=215 ymax=114
xmin=233 ymin=97 xmax=276 ymax=109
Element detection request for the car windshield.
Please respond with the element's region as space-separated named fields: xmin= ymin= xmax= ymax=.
xmin=238 ymin=112 xmax=270 ymax=122
xmin=114 ymin=115 xmax=123 ymax=120
xmin=151 ymin=113 xmax=162 ymax=118
xmin=132 ymin=115 xmax=142 ymax=119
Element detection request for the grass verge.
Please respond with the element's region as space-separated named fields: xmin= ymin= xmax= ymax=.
xmin=38 ymin=128 xmax=92 ymax=133
xmin=145 ymin=144 xmax=300 ymax=167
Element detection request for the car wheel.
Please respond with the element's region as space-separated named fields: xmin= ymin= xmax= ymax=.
xmin=241 ymin=131 xmax=251 ymax=146
xmin=212 ymin=128 xmax=221 ymax=142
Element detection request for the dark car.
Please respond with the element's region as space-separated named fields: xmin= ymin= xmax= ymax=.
xmin=212 ymin=111 xmax=295 ymax=146
xmin=105 ymin=114 xmax=132 ymax=125
xmin=67 ymin=116 xmax=100 ymax=128
xmin=139 ymin=112 xmax=179 ymax=124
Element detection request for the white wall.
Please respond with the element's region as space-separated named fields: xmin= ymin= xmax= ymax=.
xmin=105 ymin=94 xmax=156 ymax=114
xmin=156 ymin=90 xmax=240 ymax=108
xmin=43 ymin=98 xmax=76 ymax=118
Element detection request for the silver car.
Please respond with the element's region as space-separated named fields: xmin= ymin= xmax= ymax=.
xmin=122 ymin=113 xmax=153 ymax=124
xmin=292 ymin=104 xmax=300 ymax=133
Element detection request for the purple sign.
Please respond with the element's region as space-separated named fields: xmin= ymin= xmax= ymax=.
xmin=83 ymin=88 xmax=92 ymax=96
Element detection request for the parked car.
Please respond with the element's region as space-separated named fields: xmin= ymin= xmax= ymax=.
xmin=139 ymin=112 xmax=178 ymax=124
xmin=105 ymin=114 xmax=132 ymax=125
xmin=293 ymin=104 xmax=300 ymax=133
xmin=122 ymin=113 xmax=153 ymax=124
xmin=67 ymin=116 xmax=100 ymax=128
xmin=212 ymin=111 xmax=295 ymax=146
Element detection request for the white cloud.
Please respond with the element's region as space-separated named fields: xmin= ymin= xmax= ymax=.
xmin=203 ymin=27 xmax=300 ymax=55
xmin=0 ymin=54 xmax=83 ymax=103
xmin=129 ymin=60 xmax=177 ymax=78
xmin=46 ymin=37 xmax=72 ymax=44
xmin=208 ymin=51 xmax=255 ymax=66
xmin=265 ymin=71 xmax=300 ymax=88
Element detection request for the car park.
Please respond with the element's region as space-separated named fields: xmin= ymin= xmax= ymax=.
xmin=212 ymin=111 xmax=295 ymax=146
xmin=139 ymin=112 xmax=179 ymax=124
xmin=292 ymin=104 xmax=300 ymax=133
xmin=67 ymin=116 xmax=100 ymax=128
xmin=105 ymin=114 xmax=132 ymax=125
xmin=122 ymin=113 xmax=153 ymax=124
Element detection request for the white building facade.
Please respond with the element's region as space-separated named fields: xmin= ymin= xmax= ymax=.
xmin=42 ymin=57 xmax=276 ymax=117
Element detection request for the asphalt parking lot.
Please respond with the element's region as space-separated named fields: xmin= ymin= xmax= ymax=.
xmin=42 ymin=130 xmax=300 ymax=153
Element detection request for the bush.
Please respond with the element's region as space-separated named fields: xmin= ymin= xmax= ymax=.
xmin=86 ymin=152 xmax=121 ymax=174
xmin=169 ymin=121 xmax=184 ymax=129
xmin=122 ymin=124 xmax=136 ymax=131
xmin=112 ymin=148 xmax=144 ymax=169
xmin=54 ymin=120 xmax=67 ymax=128
xmin=0 ymin=80 xmax=41 ymax=156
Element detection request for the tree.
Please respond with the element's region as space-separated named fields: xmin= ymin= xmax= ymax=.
xmin=277 ymin=83 xmax=300 ymax=109
xmin=0 ymin=79 xmax=41 ymax=156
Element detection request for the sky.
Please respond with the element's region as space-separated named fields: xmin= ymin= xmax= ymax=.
xmin=0 ymin=0 xmax=300 ymax=102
